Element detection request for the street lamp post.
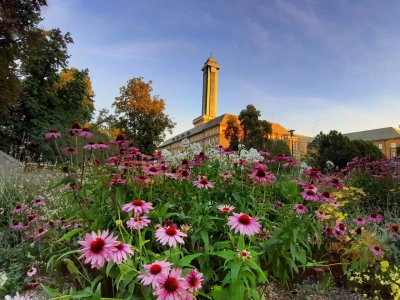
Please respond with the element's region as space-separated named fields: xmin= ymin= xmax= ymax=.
xmin=288 ymin=129 xmax=295 ymax=158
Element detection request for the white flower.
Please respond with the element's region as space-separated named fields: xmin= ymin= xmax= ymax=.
xmin=0 ymin=271 xmax=8 ymax=288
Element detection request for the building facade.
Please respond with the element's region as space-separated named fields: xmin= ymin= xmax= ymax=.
xmin=344 ymin=127 xmax=400 ymax=159
xmin=160 ymin=57 xmax=311 ymax=159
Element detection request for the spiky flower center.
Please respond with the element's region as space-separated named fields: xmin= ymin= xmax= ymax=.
xmin=165 ymin=226 xmax=177 ymax=236
xmin=149 ymin=166 xmax=158 ymax=172
xmin=256 ymin=168 xmax=266 ymax=177
xmin=115 ymin=242 xmax=124 ymax=251
xmin=115 ymin=134 xmax=125 ymax=141
xmin=133 ymin=200 xmax=143 ymax=206
xmin=15 ymin=204 xmax=22 ymax=209
xmin=188 ymin=275 xmax=198 ymax=287
xmin=392 ymin=225 xmax=399 ymax=232
xmin=200 ymin=178 xmax=208 ymax=185
xmin=164 ymin=277 xmax=179 ymax=292
xmin=238 ymin=214 xmax=251 ymax=225
xmin=322 ymin=191 xmax=330 ymax=197
xmin=150 ymin=264 xmax=162 ymax=275
xmin=90 ymin=237 xmax=105 ymax=253
xmin=306 ymin=190 xmax=315 ymax=196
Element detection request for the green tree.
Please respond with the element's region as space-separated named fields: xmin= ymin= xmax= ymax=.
xmin=238 ymin=104 xmax=272 ymax=149
xmin=113 ymin=77 xmax=175 ymax=154
xmin=0 ymin=0 xmax=47 ymax=118
xmin=307 ymin=130 xmax=382 ymax=171
xmin=224 ymin=115 xmax=241 ymax=150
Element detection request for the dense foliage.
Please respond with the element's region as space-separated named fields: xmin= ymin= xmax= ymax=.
xmin=307 ymin=130 xmax=382 ymax=172
xmin=0 ymin=0 xmax=95 ymax=161
xmin=112 ymin=77 xmax=175 ymax=154
xmin=1 ymin=129 xmax=399 ymax=299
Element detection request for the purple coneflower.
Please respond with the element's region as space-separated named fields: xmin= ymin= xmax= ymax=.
xmin=367 ymin=213 xmax=383 ymax=223
xmin=79 ymin=127 xmax=93 ymax=138
xmin=369 ymin=244 xmax=384 ymax=256
xmin=193 ymin=176 xmax=214 ymax=189
xmin=12 ymin=204 xmax=26 ymax=214
xmin=138 ymin=260 xmax=172 ymax=289
xmin=27 ymin=267 xmax=37 ymax=277
xmin=227 ymin=213 xmax=261 ymax=236
xmin=185 ymin=269 xmax=203 ymax=292
xmin=301 ymin=189 xmax=320 ymax=202
xmin=154 ymin=268 xmax=187 ymax=300
xmin=45 ymin=129 xmax=61 ymax=139
xmin=155 ymin=225 xmax=187 ymax=247
xmin=83 ymin=142 xmax=97 ymax=150
xmin=294 ymin=204 xmax=308 ymax=215
xmin=126 ymin=216 xmax=151 ymax=230
xmin=354 ymin=217 xmax=366 ymax=225
xmin=32 ymin=198 xmax=45 ymax=207
xmin=122 ymin=199 xmax=153 ymax=216
xmin=112 ymin=242 xmax=134 ymax=264
xmin=78 ymin=230 xmax=118 ymax=269
xmin=249 ymin=167 xmax=276 ymax=185
xmin=217 ymin=204 xmax=235 ymax=213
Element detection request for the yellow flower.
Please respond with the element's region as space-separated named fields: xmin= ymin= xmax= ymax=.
xmin=381 ymin=260 xmax=390 ymax=272
xmin=115 ymin=219 xmax=123 ymax=226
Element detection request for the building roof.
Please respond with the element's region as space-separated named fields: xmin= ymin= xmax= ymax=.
xmin=160 ymin=114 xmax=232 ymax=147
xmin=344 ymin=127 xmax=400 ymax=142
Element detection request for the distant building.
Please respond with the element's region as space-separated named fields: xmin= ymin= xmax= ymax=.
xmin=160 ymin=57 xmax=311 ymax=159
xmin=344 ymin=127 xmax=400 ymax=159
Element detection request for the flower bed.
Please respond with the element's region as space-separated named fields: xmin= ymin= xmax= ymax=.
xmin=1 ymin=125 xmax=400 ymax=299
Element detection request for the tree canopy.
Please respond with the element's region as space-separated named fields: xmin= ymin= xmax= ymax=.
xmin=112 ymin=77 xmax=175 ymax=154
xmin=306 ymin=130 xmax=383 ymax=171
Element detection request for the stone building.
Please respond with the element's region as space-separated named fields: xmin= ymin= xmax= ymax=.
xmin=344 ymin=127 xmax=400 ymax=159
xmin=159 ymin=57 xmax=311 ymax=159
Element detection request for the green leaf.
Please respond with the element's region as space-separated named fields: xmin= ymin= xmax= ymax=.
xmin=71 ymin=290 xmax=93 ymax=298
xmin=56 ymin=228 xmax=83 ymax=243
xmin=63 ymin=259 xmax=80 ymax=276
xmin=200 ymin=230 xmax=210 ymax=252
xmin=177 ymin=253 xmax=204 ymax=267
xmin=211 ymin=250 xmax=235 ymax=261
xmin=41 ymin=284 xmax=64 ymax=297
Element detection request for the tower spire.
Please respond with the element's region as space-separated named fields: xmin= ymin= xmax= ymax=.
xmin=193 ymin=56 xmax=220 ymax=127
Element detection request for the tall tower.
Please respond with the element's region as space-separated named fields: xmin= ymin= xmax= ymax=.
xmin=193 ymin=57 xmax=220 ymax=127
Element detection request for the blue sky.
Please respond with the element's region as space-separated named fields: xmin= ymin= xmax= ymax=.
xmin=42 ymin=0 xmax=400 ymax=138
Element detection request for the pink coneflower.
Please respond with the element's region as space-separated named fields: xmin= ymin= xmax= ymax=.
xmin=132 ymin=175 xmax=154 ymax=186
xmin=303 ymin=166 xmax=322 ymax=180
xmin=222 ymin=172 xmax=232 ymax=179
xmin=319 ymin=191 xmax=334 ymax=203
xmin=259 ymin=150 xmax=270 ymax=156
xmin=237 ymin=249 xmax=251 ymax=260
xmin=33 ymin=227 xmax=49 ymax=239
xmin=138 ymin=260 xmax=172 ymax=289
xmin=333 ymin=222 xmax=347 ymax=237
xmin=327 ymin=176 xmax=344 ymax=189
xmin=227 ymin=213 xmax=261 ymax=236
xmin=178 ymin=169 xmax=193 ymax=180
xmin=369 ymin=244 xmax=384 ymax=256
xmin=10 ymin=292 xmax=32 ymax=300
xmin=126 ymin=216 xmax=151 ymax=230
xmin=112 ymin=242 xmax=134 ymax=264
xmin=195 ymin=151 xmax=209 ymax=161
xmin=179 ymin=158 xmax=192 ymax=167
xmin=165 ymin=168 xmax=180 ymax=179
xmin=354 ymin=217 xmax=366 ymax=225
xmin=45 ymin=129 xmax=61 ymax=139
xmin=12 ymin=204 xmax=26 ymax=214
xmin=83 ymin=142 xmax=97 ymax=150
xmin=63 ymin=147 xmax=78 ymax=155
xmin=294 ymin=204 xmax=308 ymax=215
xmin=185 ymin=269 xmax=203 ymax=291
xmin=10 ymin=221 xmax=24 ymax=230
xmin=109 ymin=174 xmax=127 ymax=186
xmin=27 ymin=267 xmax=37 ymax=277
xmin=301 ymin=189 xmax=320 ymax=202
xmin=249 ymin=167 xmax=276 ymax=185
xmin=32 ymin=198 xmax=45 ymax=207
xmin=78 ymin=230 xmax=118 ymax=269
xmin=193 ymin=176 xmax=215 ymax=189
xmin=323 ymin=226 xmax=334 ymax=237
xmin=217 ymin=204 xmax=235 ymax=213
xmin=143 ymin=165 xmax=163 ymax=176
xmin=122 ymin=199 xmax=153 ymax=216
xmin=27 ymin=279 xmax=39 ymax=288
xmin=79 ymin=127 xmax=93 ymax=138
xmin=111 ymin=134 xmax=129 ymax=146
xmin=155 ymin=225 xmax=187 ymax=247
xmin=155 ymin=268 xmax=187 ymax=300
xmin=96 ymin=141 xmax=110 ymax=150
xmin=27 ymin=213 xmax=38 ymax=223
xmin=315 ymin=210 xmax=326 ymax=220
xmin=367 ymin=213 xmax=383 ymax=223
xmin=69 ymin=122 xmax=82 ymax=136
